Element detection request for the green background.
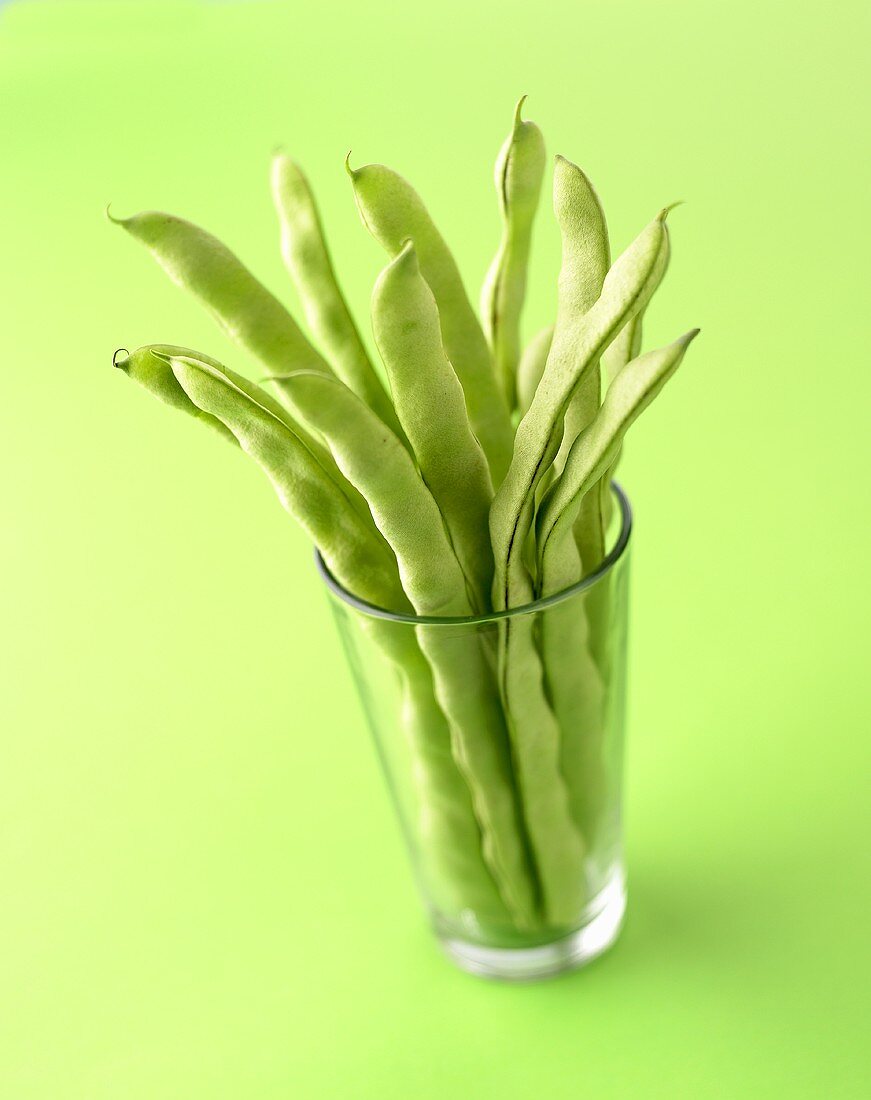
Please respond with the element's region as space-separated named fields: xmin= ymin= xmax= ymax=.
xmin=2 ymin=0 xmax=869 ymax=1095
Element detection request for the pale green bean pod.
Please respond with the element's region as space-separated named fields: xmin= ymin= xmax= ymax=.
xmin=347 ymin=158 xmax=514 ymax=485
xmin=490 ymin=204 xmax=673 ymax=612
xmin=497 ymin=613 xmax=588 ymax=926
xmin=268 ymin=370 xmax=540 ymax=924
xmin=111 ymin=210 xmax=330 ymax=376
xmin=480 ymin=97 xmax=546 ymax=410
xmin=270 ymin=370 xmax=469 ymax=617
xmin=270 ymin=154 xmax=406 ymax=442
xmin=113 ymin=342 xmax=371 ymax=522
xmin=535 ymin=334 xmax=697 ymax=844
xmin=537 ymin=329 xmax=701 ymax=591
xmin=112 ymin=344 xmax=239 ymax=447
xmin=547 ymin=156 xmax=612 ymax=576
xmin=117 ymin=345 xmax=513 ymax=925
xmin=371 ymin=241 xmax=495 ymax=613
xmin=391 ymin=648 xmax=514 ymax=925
xmin=511 ymin=163 xmax=609 ymax=845
xmin=487 ymin=200 xmax=672 ymax=906
xmin=115 ymin=345 xmax=402 ymax=607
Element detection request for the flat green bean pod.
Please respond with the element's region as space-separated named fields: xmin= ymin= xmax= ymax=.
xmin=548 ymin=157 xmax=612 ymax=577
xmin=490 ymin=205 xmax=673 ymax=611
xmin=551 ymin=155 xmax=611 ymax=469
xmin=537 ymin=332 xmax=697 ymax=847
xmin=516 ymin=166 xmax=608 ymax=851
xmin=114 ymin=345 xmax=239 ymax=447
xmin=271 ymin=370 xmax=538 ymax=922
xmin=347 ymin=159 xmax=514 ymax=484
xmin=553 ymin=156 xmax=610 ymax=325
xmin=367 ymin=627 xmax=514 ymax=927
xmin=537 ymin=329 xmax=700 ymax=592
xmin=111 ymin=210 xmax=330 ymax=377
xmin=497 ymin=615 xmax=587 ymax=926
xmin=371 ymin=242 xmax=495 ymax=613
xmin=116 ymin=346 xmax=510 ymax=925
xmin=487 ymin=211 xmax=677 ymax=893
xmin=270 ymin=154 xmax=406 ymax=441
xmin=480 ymin=98 xmax=546 ymax=410
xmin=114 ymin=343 xmax=355 ymax=501
xmin=270 ymin=370 xmax=470 ymax=617
xmin=536 ymin=589 xmax=605 ymax=841
xmin=123 ymin=345 xmax=407 ymax=611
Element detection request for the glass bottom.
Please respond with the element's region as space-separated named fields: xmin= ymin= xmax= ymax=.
xmin=437 ymin=871 xmax=626 ymax=981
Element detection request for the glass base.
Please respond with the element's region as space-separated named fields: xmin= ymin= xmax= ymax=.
xmin=437 ymin=872 xmax=626 ymax=981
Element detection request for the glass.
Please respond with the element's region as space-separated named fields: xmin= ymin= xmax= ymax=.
xmin=317 ymin=483 xmax=632 ymax=981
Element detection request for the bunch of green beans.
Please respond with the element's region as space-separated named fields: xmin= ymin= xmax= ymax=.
xmin=113 ymin=99 xmax=698 ymax=935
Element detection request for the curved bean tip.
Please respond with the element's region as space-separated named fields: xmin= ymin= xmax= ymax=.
xmin=659 ymin=200 xmax=685 ymax=221
xmin=344 ymin=150 xmax=356 ymax=178
xmin=271 ymin=152 xmax=305 ymax=187
xmin=105 ymin=202 xmax=123 ymax=225
xmin=513 ymin=94 xmax=528 ymax=126
xmin=112 ymin=347 xmax=129 ymax=368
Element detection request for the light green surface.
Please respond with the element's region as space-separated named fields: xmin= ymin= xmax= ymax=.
xmin=1 ymin=0 xmax=869 ymax=1095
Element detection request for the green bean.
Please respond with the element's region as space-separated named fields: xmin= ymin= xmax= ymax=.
xmin=110 ymin=209 xmax=331 ymax=376
xmin=371 ymin=242 xmax=494 ymax=613
xmin=488 ymin=155 xmax=614 ymax=905
xmin=486 ymin=201 xmax=672 ymax=919
xmin=113 ymin=343 xmax=362 ymax=510
xmin=534 ymin=330 xmax=697 ymax=846
xmin=270 ymin=369 xmax=538 ymax=925
xmin=528 ymin=160 xmax=610 ymax=842
xmin=418 ymin=620 xmax=540 ymax=927
xmin=480 ymin=97 xmax=546 ymax=410
xmin=347 ymin=158 xmax=514 ymax=485
xmin=553 ymin=156 xmax=611 ymax=325
xmin=537 ymin=329 xmax=701 ymax=591
xmin=270 ymin=155 xmax=407 ymax=441
xmin=536 ymin=592 xmax=606 ymax=842
xmin=497 ymin=614 xmax=588 ymax=926
xmin=549 ymin=156 xmax=610 ymax=473
xmin=113 ymin=345 xmax=239 ymax=446
xmin=270 ymin=370 xmax=469 ymax=617
xmin=547 ymin=156 xmax=611 ymax=583
xmin=134 ymin=347 xmax=407 ymax=608
xmin=364 ymin=624 xmax=514 ymax=928
xmin=516 ymin=325 xmax=553 ymax=420
xmin=490 ymin=205 xmax=673 ymax=612
xmin=117 ymin=344 xmax=512 ymax=924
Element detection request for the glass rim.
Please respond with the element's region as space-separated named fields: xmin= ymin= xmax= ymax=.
xmin=315 ymin=481 xmax=632 ymax=627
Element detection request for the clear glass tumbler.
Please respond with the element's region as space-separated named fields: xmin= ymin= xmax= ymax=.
xmin=317 ymin=484 xmax=632 ymax=981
